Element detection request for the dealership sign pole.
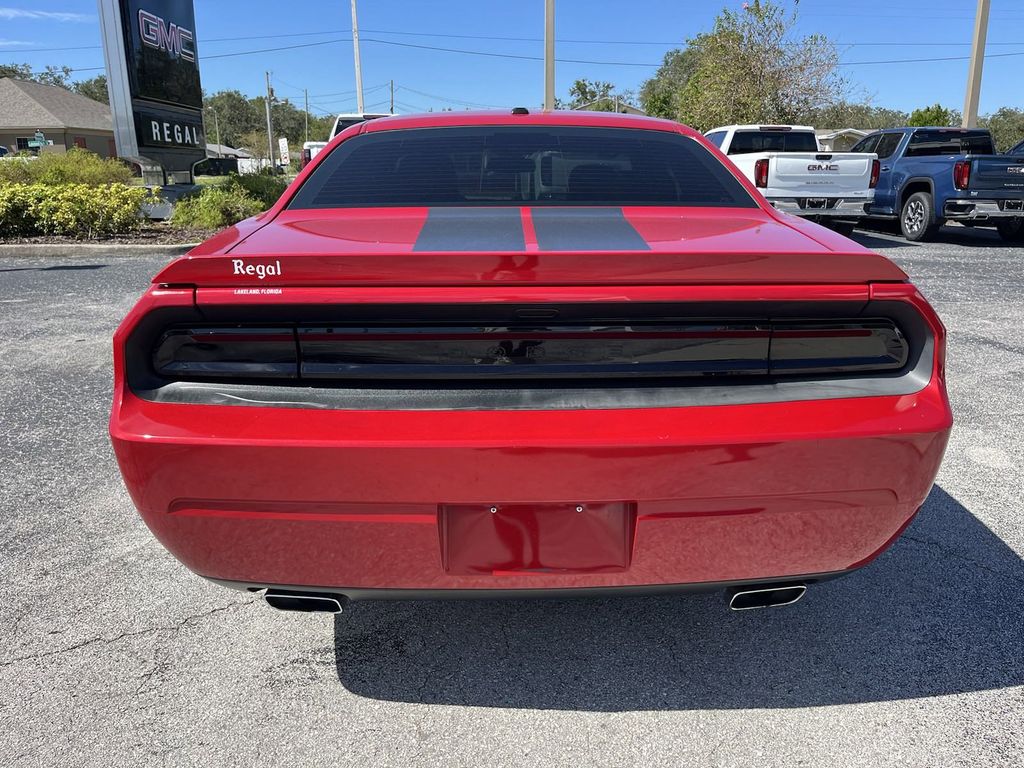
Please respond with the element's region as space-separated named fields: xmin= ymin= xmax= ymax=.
xmin=97 ymin=0 xmax=207 ymax=185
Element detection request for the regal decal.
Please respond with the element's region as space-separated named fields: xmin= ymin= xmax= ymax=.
xmin=233 ymin=260 xmax=283 ymax=280
xmin=138 ymin=9 xmax=195 ymax=62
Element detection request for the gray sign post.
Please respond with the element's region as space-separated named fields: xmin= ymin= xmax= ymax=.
xmin=97 ymin=0 xmax=206 ymax=185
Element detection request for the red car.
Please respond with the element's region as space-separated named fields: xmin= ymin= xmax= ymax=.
xmin=110 ymin=111 xmax=951 ymax=613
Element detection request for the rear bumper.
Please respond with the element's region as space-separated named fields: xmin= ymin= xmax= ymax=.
xmin=770 ymin=197 xmax=871 ymax=219
xmin=943 ymin=199 xmax=1024 ymax=220
xmin=111 ymin=381 xmax=950 ymax=592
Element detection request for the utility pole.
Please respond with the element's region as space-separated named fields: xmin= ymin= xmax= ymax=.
xmin=213 ymin=110 xmax=221 ymax=156
xmin=304 ymin=88 xmax=309 ymax=144
xmin=544 ymin=0 xmax=555 ymax=110
xmin=351 ymin=0 xmax=365 ymax=113
xmin=265 ymin=71 xmax=276 ymax=170
xmin=962 ymin=0 xmax=990 ymax=128
xmin=390 ymin=79 xmax=394 ymax=114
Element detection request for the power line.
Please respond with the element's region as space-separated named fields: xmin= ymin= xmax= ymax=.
xmin=396 ymin=85 xmax=505 ymax=109
xmin=360 ymin=37 xmax=660 ymax=66
xmin=839 ymin=49 xmax=1024 ymax=66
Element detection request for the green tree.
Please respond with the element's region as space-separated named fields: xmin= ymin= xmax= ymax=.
xmin=559 ymin=79 xmax=636 ymax=112
xmin=979 ymin=107 xmax=1024 ymax=151
xmin=646 ymin=1 xmax=845 ymax=131
xmin=907 ymin=103 xmax=960 ymax=127
xmin=802 ymin=101 xmax=908 ymax=130
xmin=640 ymin=48 xmax=698 ymax=119
xmin=237 ymin=130 xmax=272 ymax=163
xmin=203 ymin=90 xmax=263 ymax=148
xmin=72 ymin=75 xmax=108 ymax=104
xmin=0 ymin=62 xmax=72 ymax=88
xmin=0 ymin=63 xmax=33 ymax=80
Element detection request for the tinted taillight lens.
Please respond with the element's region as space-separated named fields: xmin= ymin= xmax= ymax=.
xmin=770 ymin=321 xmax=907 ymax=374
xmin=298 ymin=324 xmax=771 ymax=379
xmin=953 ymin=160 xmax=971 ymax=190
xmin=151 ymin=320 xmax=908 ymax=382
xmin=754 ymin=158 xmax=769 ymax=188
xmin=153 ymin=327 xmax=298 ymax=378
xmin=869 ymin=159 xmax=880 ymax=189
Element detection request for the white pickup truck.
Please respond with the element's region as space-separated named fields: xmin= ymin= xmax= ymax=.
xmin=705 ymin=125 xmax=878 ymax=233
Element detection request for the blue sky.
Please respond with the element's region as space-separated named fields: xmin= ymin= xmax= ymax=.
xmin=2 ymin=0 xmax=1024 ymax=118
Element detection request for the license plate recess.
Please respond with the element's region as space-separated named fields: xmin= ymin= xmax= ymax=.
xmin=440 ymin=502 xmax=636 ymax=576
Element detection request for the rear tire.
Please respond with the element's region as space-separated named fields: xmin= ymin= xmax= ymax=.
xmin=996 ymin=219 xmax=1024 ymax=242
xmin=900 ymin=192 xmax=942 ymax=241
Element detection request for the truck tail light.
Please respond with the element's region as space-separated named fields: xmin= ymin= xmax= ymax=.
xmin=869 ymin=159 xmax=880 ymax=189
xmin=953 ymin=160 xmax=971 ymax=190
xmin=754 ymin=158 xmax=769 ymax=188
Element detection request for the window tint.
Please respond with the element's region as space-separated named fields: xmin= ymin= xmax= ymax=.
xmin=705 ymin=131 xmax=727 ymax=148
xmin=874 ymin=133 xmax=903 ymax=160
xmin=905 ymin=130 xmax=995 ymax=157
xmin=289 ymin=126 xmax=757 ymax=209
xmin=727 ymin=130 xmax=818 ymax=154
xmin=1008 ymin=139 xmax=1024 ymax=155
xmin=851 ymin=134 xmax=880 ymax=154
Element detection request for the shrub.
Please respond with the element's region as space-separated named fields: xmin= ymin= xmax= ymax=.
xmin=224 ymin=172 xmax=288 ymax=208
xmin=171 ymin=185 xmax=264 ymax=230
xmin=0 ymin=148 xmax=133 ymax=187
xmin=0 ymin=183 xmax=153 ymax=238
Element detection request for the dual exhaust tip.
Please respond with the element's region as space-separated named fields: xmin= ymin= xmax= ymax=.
xmin=264 ymin=583 xmax=807 ymax=614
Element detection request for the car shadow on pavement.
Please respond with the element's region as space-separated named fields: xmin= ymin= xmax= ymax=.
xmin=333 ymin=485 xmax=1024 ymax=711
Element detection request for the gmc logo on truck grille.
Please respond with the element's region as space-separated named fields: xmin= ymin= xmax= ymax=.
xmin=138 ymin=10 xmax=195 ymax=63
xmin=1008 ymin=167 xmax=1024 ymax=174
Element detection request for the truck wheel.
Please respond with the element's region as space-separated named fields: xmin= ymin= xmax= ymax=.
xmin=996 ymin=219 xmax=1024 ymax=243
xmin=900 ymin=192 xmax=941 ymax=241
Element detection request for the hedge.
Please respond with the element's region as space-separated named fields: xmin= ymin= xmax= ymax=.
xmin=0 ymin=148 xmax=134 ymax=187
xmin=0 ymin=183 xmax=153 ymax=238
xmin=170 ymin=185 xmax=265 ymax=230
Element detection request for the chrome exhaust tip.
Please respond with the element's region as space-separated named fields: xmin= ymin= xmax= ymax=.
xmin=264 ymin=590 xmax=347 ymax=614
xmin=728 ymin=583 xmax=807 ymax=611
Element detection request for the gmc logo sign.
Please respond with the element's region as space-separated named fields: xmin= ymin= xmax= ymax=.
xmin=807 ymin=163 xmax=840 ymax=172
xmin=138 ymin=9 xmax=195 ymax=62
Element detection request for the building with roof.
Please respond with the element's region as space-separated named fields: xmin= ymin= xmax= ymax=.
xmin=815 ymin=128 xmax=870 ymax=152
xmin=0 ymin=78 xmax=115 ymax=157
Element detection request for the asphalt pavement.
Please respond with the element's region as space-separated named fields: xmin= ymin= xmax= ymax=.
xmin=1 ymin=224 xmax=1022 ymax=767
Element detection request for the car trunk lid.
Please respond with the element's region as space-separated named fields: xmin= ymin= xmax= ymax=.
xmin=154 ymin=206 xmax=907 ymax=287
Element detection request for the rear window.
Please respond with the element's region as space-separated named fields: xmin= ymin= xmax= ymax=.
xmin=905 ymin=130 xmax=995 ymax=156
xmin=288 ymin=126 xmax=757 ymax=209
xmin=727 ymin=130 xmax=818 ymax=154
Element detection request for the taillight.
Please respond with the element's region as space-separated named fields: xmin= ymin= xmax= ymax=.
xmin=953 ymin=160 xmax=971 ymax=190
xmin=153 ymin=327 xmax=298 ymax=378
xmin=869 ymin=159 xmax=880 ymax=189
xmin=301 ymin=148 xmax=312 ymax=169
xmin=150 ymin=320 xmax=909 ymax=382
xmin=754 ymin=158 xmax=769 ymax=188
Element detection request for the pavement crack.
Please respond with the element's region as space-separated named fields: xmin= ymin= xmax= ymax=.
xmin=0 ymin=599 xmax=254 ymax=669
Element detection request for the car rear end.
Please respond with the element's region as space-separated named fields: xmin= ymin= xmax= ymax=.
xmin=110 ymin=113 xmax=951 ymax=609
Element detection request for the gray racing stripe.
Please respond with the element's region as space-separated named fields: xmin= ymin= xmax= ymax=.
xmin=414 ymin=207 xmax=525 ymax=252
xmin=531 ymin=208 xmax=650 ymax=251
